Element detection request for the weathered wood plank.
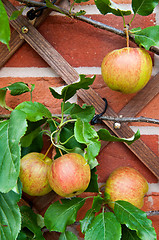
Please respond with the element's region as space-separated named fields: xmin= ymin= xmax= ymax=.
xmin=0 ymin=6 xmax=52 ymax=68
xmin=2 ymin=0 xmax=159 ymax=178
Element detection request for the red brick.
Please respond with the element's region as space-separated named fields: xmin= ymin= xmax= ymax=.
xmin=0 ymin=77 xmax=64 ymax=114
xmin=148 ymin=216 xmax=159 ymax=240
xmin=5 ymin=14 xmax=155 ymax=68
xmin=96 ymin=136 xmax=158 ymax=184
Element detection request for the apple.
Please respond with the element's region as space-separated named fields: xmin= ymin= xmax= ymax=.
xmin=19 ymin=152 xmax=52 ymax=196
xmin=105 ymin=167 xmax=148 ymax=209
xmin=101 ymin=47 xmax=152 ymax=94
xmin=48 ymin=153 xmax=91 ymax=197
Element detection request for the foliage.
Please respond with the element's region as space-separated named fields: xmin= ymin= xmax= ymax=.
xmin=0 ymin=0 xmax=158 ymax=239
xmin=0 ymin=78 xmax=156 ymax=239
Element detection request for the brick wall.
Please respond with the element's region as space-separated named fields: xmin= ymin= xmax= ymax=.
xmin=1 ymin=0 xmax=159 ymax=239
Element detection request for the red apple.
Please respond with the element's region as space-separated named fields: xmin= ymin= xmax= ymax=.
xmin=105 ymin=167 xmax=149 ymax=209
xmin=19 ymin=152 xmax=52 ymax=196
xmin=48 ymin=153 xmax=91 ymax=197
xmin=101 ymin=47 xmax=152 ymax=94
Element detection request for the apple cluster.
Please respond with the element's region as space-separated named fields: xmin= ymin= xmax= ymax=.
xmin=19 ymin=152 xmax=148 ymax=210
xmin=19 ymin=152 xmax=91 ymax=197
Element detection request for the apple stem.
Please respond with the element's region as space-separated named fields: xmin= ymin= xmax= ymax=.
xmin=124 ymin=25 xmax=130 ymax=48
xmin=59 ymin=148 xmax=63 ymax=156
xmin=43 ymin=143 xmax=53 ymax=161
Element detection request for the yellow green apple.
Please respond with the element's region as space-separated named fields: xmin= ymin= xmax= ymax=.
xmin=48 ymin=153 xmax=91 ymax=197
xmin=101 ymin=47 xmax=152 ymax=94
xmin=19 ymin=152 xmax=52 ymax=196
xmin=105 ymin=166 xmax=149 ymax=209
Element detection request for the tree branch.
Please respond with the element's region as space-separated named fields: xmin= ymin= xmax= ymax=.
xmin=15 ymin=0 xmax=159 ymax=55
xmin=100 ymin=115 xmax=159 ymax=125
xmin=1 ymin=113 xmax=159 ymax=125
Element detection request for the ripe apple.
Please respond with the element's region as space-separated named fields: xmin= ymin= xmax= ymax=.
xmin=19 ymin=152 xmax=52 ymax=196
xmin=101 ymin=47 xmax=152 ymax=94
xmin=48 ymin=153 xmax=91 ymax=197
xmin=105 ymin=167 xmax=148 ymax=209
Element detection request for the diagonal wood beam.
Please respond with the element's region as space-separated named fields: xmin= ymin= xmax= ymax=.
xmin=2 ymin=0 xmax=159 ymax=178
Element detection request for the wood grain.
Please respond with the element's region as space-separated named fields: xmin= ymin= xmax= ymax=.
xmin=2 ymin=0 xmax=159 ymax=178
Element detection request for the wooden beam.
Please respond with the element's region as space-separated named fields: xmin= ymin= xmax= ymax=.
xmin=2 ymin=0 xmax=159 ymax=178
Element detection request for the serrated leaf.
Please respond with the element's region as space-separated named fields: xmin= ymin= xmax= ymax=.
xmin=85 ymin=167 xmax=99 ymax=193
xmin=15 ymin=101 xmax=52 ymax=121
xmin=122 ymin=224 xmax=140 ymax=240
xmin=132 ymin=0 xmax=158 ymax=16
xmin=44 ymin=198 xmax=85 ymax=232
xmin=94 ymin=0 xmax=131 ymax=16
xmin=20 ymin=206 xmax=45 ymax=240
xmin=0 ymin=82 xmax=30 ymax=110
xmin=59 ymin=231 xmax=78 ymax=240
xmin=0 ymin=190 xmax=21 ymax=240
xmin=74 ymin=119 xmax=101 ymax=169
xmin=0 ymin=110 xmax=27 ymax=192
xmin=97 ymin=129 xmax=140 ymax=145
xmin=80 ymin=195 xmax=103 ymax=233
xmin=0 ymin=0 xmax=10 ymax=48
xmin=49 ymin=74 xmax=95 ymax=102
xmin=71 ymin=104 xmax=95 ymax=122
xmin=131 ymin=26 xmax=159 ymax=50
xmin=85 ymin=211 xmax=121 ymax=240
xmin=114 ymin=201 xmax=157 ymax=240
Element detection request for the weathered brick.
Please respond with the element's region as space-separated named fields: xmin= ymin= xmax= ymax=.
xmin=0 ymin=77 xmax=64 ymax=114
xmin=5 ymin=14 xmax=155 ymax=68
xmin=96 ymin=135 xmax=158 ymax=184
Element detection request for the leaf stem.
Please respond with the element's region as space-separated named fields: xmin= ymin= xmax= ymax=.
xmin=43 ymin=143 xmax=53 ymax=160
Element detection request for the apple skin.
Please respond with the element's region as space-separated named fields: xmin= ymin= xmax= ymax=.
xmin=105 ymin=167 xmax=149 ymax=209
xmin=48 ymin=153 xmax=91 ymax=197
xmin=19 ymin=152 xmax=52 ymax=196
xmin=101 ymin=47 xmax=152 ymax=94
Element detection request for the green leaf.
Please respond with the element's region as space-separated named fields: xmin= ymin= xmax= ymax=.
xmin=94 ymin=0 xmax=131 ymax=16
xmin=85 ymin=211 xmax=121 ymax=240
xmin=20 ymin=119 xmax=46 ymax=148
xmin=21 ymin=132 xmax=43 ymax=157
xmin=0 ymin=0 xmax=10 ymax=48
xmin=132 ymin=0 xmax=158 ymax=16
xmin=114 ymin=201 xmax=157 ymax=240
xmin=10 ymin=7 xmax=25 ymax=20
xmin=131 ymin=26 xmax=159 ymax=50
xmin=44 ymin=198 xmax=85 ymax=232
xmin=75 ymin=10 xmax=86 ymax=16
xmin=85 ymin=167 xmax=99 ymax=193
xmin=15 ymin=101 xmax=52 ymax=121
xmin=59 ymin=231 xmax=78 ymax=240
xmin=74 ymin=119 xmax=101 ymax=169
xmin=67 ymin=103 xmax=95 ymax=122
xmin=80 ymin=195 xmax=103 ymax=233
xmin=0 ymin=110 xmax=27 ymax=192
xmin=49 ymin=74 xmax=95 ymax=102
xmin=60 ymin=122 xmax=85 ymax=150
xmin=97 ymin=129 xmax=140 ymax=145
xmin=0 ymin=82 xmax=30 ymax=110
xmin=122 ymin=224 xmax=141 ymax=240
xmin=0 ymin=190 xmax=21 ymax=240
xmin=20 ymin=205 xmax=45 ymax=240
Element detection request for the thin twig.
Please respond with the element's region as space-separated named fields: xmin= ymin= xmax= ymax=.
xmin=146 ymin=210 xmax=159 ymax=216
xmin=1 ymin=113 xmax=159 ymax=125
xmin=15 ymin=0 xmax=159 ymax=55
xmin=100 ymin=115 xmax=159 ymax=125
